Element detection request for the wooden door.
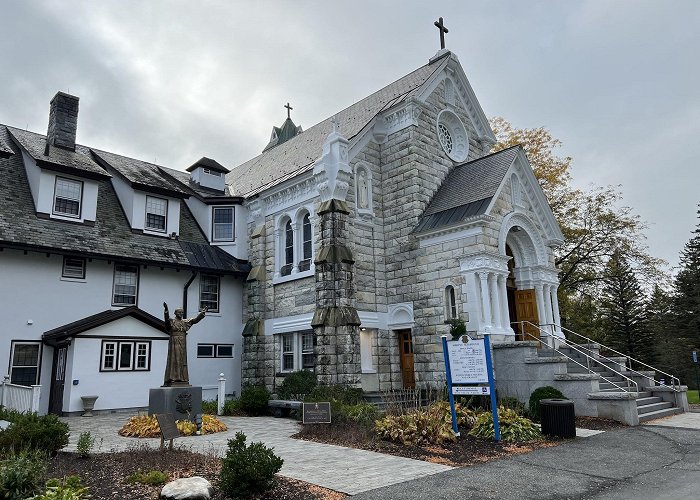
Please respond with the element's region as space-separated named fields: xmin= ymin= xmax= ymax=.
xmin=48 ymin=345 xmax=68 ymax=415
xmin=397 ymin=330 xmax=415 ymax=389
xmin=514 ymin=289 xmax=540 ymax=343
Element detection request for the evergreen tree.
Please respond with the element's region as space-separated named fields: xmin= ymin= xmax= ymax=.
xmin=600 ymin=250 xmax=655 ymax=366
xmin=647 ymin=285 xmax=685 ymax=378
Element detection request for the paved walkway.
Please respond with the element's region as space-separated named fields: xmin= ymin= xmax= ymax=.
xmin=642 ymin=410 xmax=700 ymax=429
xmin=61 ymin=414 xmax=451 ymax=495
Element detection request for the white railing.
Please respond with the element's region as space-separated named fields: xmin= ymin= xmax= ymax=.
xmin=552 ymin=324 xmax=682 ymax=392
xmin=0 ymin=376 xmax=41 ymax=413
xmin=513 ymin=321 xmax=640 ymax=394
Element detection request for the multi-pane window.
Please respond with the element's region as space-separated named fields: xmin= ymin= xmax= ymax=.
xmin=212 ymin=207 xmax=234 ymax=241
xmin=112 ymin=264 xmax=139 ymax=305
xmin=203 ymin=168 xmax=220 ymax=176
xmin=196 ymin=344 xmax=233 ymax=358
xmin=200 ymin=274 xmax=220 ymax=312
xmin=53 ymin=177 xmax=82 ymax=217
xmin=101 ymin=340 xmax=150 ymax=371
xmin=282 ymin=220 xmax=293 ymax=276
xmin=62 ymin=257 xmax=86 ymax=279
xmin=301 ymin=332 xmax=314 ymax=369
xmin=145 ymin=196 xmax=167 ymax=232
xmin=445 ymin=285 xmax=457 ymax=320
xmin=282 ymin=334 xmax=295 ymax=371
xmin=9 ymin=342 xmax=41 ymax=386
xmin=299 ymin=214 xmax=312 ymax=271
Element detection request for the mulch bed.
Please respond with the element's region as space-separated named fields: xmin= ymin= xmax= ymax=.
xmin=575 ymin=416 xmax=628 ymax=431
xmin=47 ymin=448 xmax=346 ymax=500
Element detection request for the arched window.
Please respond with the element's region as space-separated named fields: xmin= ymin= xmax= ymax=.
xmin=445 ymin=285 xmax=457 ymax=320
xmin=282 ymin=219 xmax=293 ymax=276
xmin=299 ymin=213 xmax=312 ymax=271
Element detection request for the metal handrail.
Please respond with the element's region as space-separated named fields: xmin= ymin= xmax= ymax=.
xmin=551 ymin=323 xmax=682 ymax=392
xmin=512 ymin=321 xmax=639 ymax=394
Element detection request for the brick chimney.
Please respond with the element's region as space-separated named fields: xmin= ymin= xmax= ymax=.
xmin=46 ymin=91 xmax=79 ymax=152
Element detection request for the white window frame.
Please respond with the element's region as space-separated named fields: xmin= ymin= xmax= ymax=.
xmin=203 ymin=168 xmax=221 ymax=177
xmin=117 ymin=342 xmax=133 ymax=370
xmin=196 ymin=343 xmax=234 ymax=358
xmin=145 ymin=195 xmax=168 ymax=233
xmin=445 ymin=285 xmax=457 ymax=321
xmin=216 ymin=344 xmax=234 ymax=358
xmin=112 ymin=264 xmax=139 ymax=306
xmin=9 ymin=341 xmax=41 ymax=386
xmin=52 ymin=176 xmax=82 ymax=218
xmin=197 ymin=344 xmax=215 ymax=358
xmin=135 ymin=342 xmax=150 ymax=370
xmin=61 ymin=256 xmax=86 ymax=280
xmin=199 ymin=274 xmax=220 ymax=313
xmin=281 ymin=333 xmax=295 ymax=372
xmin=101 ymin=340 xmax=151 ymax=372
xmin=274 ymin=208 xmax=315 ymax=283
xmin=279 ymin=331 xmax=314 ymax=373
xmin=212 ymin=206 xmax=235 ymax=242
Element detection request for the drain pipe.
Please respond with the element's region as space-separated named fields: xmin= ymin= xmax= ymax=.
xmin=182 ymin=271 xmax=198 ymax=317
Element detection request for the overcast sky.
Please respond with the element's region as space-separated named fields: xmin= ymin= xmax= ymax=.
xmin=1 ymin=1 xmax=698 ymax=271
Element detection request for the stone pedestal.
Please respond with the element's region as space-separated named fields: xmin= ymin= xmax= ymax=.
xmin=148 ymin=386 xmax=202 ymax=421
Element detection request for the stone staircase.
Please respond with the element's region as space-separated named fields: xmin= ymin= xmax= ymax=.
xmin=543 ymin=343 xmax=684 ymax=424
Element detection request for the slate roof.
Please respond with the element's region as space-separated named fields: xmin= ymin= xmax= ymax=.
xmin=0 ymin=125 xmax=248 ymax=275
xmin=160 ymin=165 xmax=236 ymax=199
xmin=42 ymin=306 xmax=165 ymax=345
xmin=0 ymin=134 xmax=13 ymax=158
xmin=186 ymin=157 xmax=230 ymax=173
xmin=414 ymin=146 xmax=519 ymax=233
xmin=227 ymin=60 xmax=446 ymax=197
xmin=7 ymin=126 xmax=109 ymax=179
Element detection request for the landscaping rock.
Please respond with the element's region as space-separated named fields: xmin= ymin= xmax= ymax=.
xmin=160 ymin=476 xmax=213 ymax=500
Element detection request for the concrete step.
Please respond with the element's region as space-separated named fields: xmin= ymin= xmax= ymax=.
xmin=636 ymin=396 xmax=662 ymax=407
xmin=637 ymin=391 xmax=652 ymax=398
xmin=637 ymin=401 xmax=673 ymax=415
xmin=638 ymin=407 xmax=682 ymax=423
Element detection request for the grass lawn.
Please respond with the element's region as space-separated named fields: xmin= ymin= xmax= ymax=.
xmin=688 ymin=390 xmax=699 ymax=404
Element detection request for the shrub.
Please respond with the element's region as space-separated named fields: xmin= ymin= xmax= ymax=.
xmin=449 ymin=318 xmax=467 ymax=340
xmin=277 ymin=371 xmax=317 ymax=400
xmin=305 ymin=384 xmax=364 ymax=405
xmin=30 ymin=476 xmax=89 ymax=500
xmin=118 ymin=415 xmax=226 ymax=437
xmin=239 ymin=386 xmax=270 ymax=416
xmin=375 ymin=403 xmax=457 ymax=446
xmin=201 ymin=415 xmax=228 ymax=434
xmin=0 ymin=450 xmax=47 ymax=500
xmin=219 ymin=431 xmax=283 ymax=498
xmin=468 ymin=407 xmax=542 ymax=442
xmin=528 ymin=386 xmax=566 ymax=422
xmin=127 ymin=470 xmax=169 ymax=486
xmin=433 ymin=400 xmax=478 ymax=429
xmin=342 ymin=402 xmax=379 ymax=427
xmin=0 ymin=411 xmax=69 ymax=455
xmin=498 ymin=396 xmax=528 ymax=417
xmin=222 ymin=399 xmax=241 ymax=416
xmin=75 ymin=432 xmax=95 ymax=459
xmin=201 ymin=400 xmax=218 ymax=415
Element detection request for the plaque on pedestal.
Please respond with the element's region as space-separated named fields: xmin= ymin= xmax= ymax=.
xmin=148 ymin=386 xmax=202 ymax=421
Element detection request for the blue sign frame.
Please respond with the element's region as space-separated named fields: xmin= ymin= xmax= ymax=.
xmin=442 ymin=334 xmax=500 ymax=441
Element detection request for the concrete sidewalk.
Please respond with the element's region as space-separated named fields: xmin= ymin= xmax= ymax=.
xmin=61 ymin=414 xmax=451 ymax=495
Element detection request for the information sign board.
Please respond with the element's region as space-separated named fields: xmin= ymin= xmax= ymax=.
xmin=453 ymin=386 xmax=491 ymax=396
xmin=302 ymin=402 xmax=331 ymax=424
xmin=447 ymin=338 xmax=488 ymax=384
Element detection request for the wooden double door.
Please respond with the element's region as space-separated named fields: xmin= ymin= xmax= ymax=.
xmin=510 ymin=289 xmax=540 ymax=342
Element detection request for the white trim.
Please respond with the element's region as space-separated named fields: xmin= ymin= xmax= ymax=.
xmin=417 ymin=225 xmax=482 ymax=248
xmin=266 ymin=312 xmax=314 ymax=336
xmin=387 ymin=303 xmax=414 ymax=329
xmin=272 ymin=268 xmax=314 ymax=285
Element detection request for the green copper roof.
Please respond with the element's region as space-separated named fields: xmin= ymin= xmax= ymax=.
xmin=263 ymin=117 xmax=303 ymax=152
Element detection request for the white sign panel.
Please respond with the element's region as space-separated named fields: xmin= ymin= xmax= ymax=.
xmin=453 ymin=386 xmax=491 ymax=396
xmin=447 ymin=338 xmax=488 ymax=384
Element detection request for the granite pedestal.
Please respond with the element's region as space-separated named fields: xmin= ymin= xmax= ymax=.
xmin=149 ymin=386 xmax=202 ymax=421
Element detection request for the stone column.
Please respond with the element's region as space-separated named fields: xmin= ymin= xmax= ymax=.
xmin=479 ymin=272 xmax=492 ymax=330
xmin=489 ymin=273 xmax=502 ymax=331
xmin=242 ymin=221 xmax=268 ymax=388
xmin=543 ymin=284 xmax=554 ymax=335
xmin=551 ymin=285 xmax=563 ymax=336
xmin=534 ymin=283 xmax=546 ymax=335
xmin=291 ymin=223 xmax=299 ymax=274
xmin=498 ymin=274 xmax=512 ymax=334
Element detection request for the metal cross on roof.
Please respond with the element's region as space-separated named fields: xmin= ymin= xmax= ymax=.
xmin=284 ymin=102 xmax=293 ymax=119
xmin=434 ymin=17 xmax=449 ymax=50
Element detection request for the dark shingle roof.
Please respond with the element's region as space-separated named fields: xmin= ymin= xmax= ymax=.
xmin=42 ymin=306 xmax=165 ymax=345
xmin=0 ymin=125 xmax=248 ymax=275
xmin=159 ymin=165 xmax=236 ymax=199
xmin=7 ymin=126 xmax=109 ymax=179
xmin=227 ymin=61 xmax=446 ymax=197
xmin=186 ymin=157 xmax=230 ymax=173
xmin=415 ymin=146 xmax=519 ymax=233
xmin=0 ymin=134 xmax=13 ymax=158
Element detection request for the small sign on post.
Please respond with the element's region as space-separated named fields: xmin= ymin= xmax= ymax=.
xmin=302 ymin=402 xmax=331 ymax=424
xmin=155 ymin=413 xmax=180 ymax=451
xmin=693 ymin=351 xmax=698 ymax=364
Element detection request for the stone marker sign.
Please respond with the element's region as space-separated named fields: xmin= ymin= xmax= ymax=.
xmin=156 ymin=413 xmax=180 ymax=450
xmin=302 ymin=402 xmax=331 ymax=424
xmin=447 ymin=338 xmax=488 ymax=384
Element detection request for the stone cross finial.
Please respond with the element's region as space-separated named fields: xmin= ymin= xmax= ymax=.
xmin=434 ymin=17 xmax=449 ymax=50
xmin=331 ymin=115 xmax=340 ymax=133
xmin=285 ymin=102 xmax=293 ymax=119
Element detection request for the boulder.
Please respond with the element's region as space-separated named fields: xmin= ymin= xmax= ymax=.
xmin=160 ymin=476 xmax=213 ymax=500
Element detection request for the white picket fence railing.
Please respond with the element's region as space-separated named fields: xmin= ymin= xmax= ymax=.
xmin=0 ymin=376 xmax=41 ymax=414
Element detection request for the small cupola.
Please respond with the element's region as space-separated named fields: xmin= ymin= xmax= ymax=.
xmin=186 ymin=157 xmax=229 ymax=191
xmin=262 ymin=102 xmax=303 ymax=152
xmin=45 ymin=91 xmax=79 ymax=154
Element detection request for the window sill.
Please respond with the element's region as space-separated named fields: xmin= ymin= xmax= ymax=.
xmin=273 ymin=269 xmax=314 ymax=285
xmin=361 ymin=368 xmax=377 ymax=374
xmin=60 ymin=277 xmax=86 ymax=283
xmin=143 ymin=229 xmax=170 ymax=238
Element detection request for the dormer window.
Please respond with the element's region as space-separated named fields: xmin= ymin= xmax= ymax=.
xmin=203 ymin=168 xmax=221 ymax=177
xmin=212 ymin=206 xmax=234 ymax=242
xmin=53 ymin=177 xmax=82 ymax=218
xmin=145 ymin=196 xmax=167 ymax=232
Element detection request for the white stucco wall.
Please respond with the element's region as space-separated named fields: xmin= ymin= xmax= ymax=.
xmin=185 ymin=197 xmax=248 ymax=260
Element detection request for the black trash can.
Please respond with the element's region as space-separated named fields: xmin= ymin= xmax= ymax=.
xmin=540 ymin=398 xmax=576 ymax=438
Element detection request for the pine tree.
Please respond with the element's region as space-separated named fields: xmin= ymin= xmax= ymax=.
xmin=647 ymin=285 xmax=684 ymax=378
xmin=600 ymin=250 xmax=655 ymax=366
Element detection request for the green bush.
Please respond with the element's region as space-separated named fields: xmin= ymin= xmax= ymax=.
xmin=0 ymin=450 xmax=47 ymax=500
xmin=498 ymin=396 xmax=528 ymax=417
xmin=0 ymin=411 xmax=69 ymax=455
xmin=75 ymin=432 xmax=95 ymax=459
xmin=528 ymin=386 xmax=566 ymax=422
xmin=126 ymin=470 xmax=169 ymax=486
xmin=239 ymin=386 xmax=270 ymax=416
xmin=375 ymin=403 xmax=458 ymax=445
xmin=30 ymin=476 xmax=89 ymax=500
xmin=219 ymin=431 xmax=283 ymax=498
xmin=468 ymin=407 xmax=542 ymax=442
xmin=449 ymin=318 xmax=467 ymax=340
xmin=201 ymin=400 xmax=218 ymax=415
xmin=305 ymin=384 xmax=364 ymax=405
xmin=222 ymin=399 xmax=241 ymax=415
xmin=277 ymin=371 xmax=317 ymax=400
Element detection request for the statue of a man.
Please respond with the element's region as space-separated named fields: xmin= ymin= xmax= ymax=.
xmin=162 ymin=302 xmax=206 ymax=387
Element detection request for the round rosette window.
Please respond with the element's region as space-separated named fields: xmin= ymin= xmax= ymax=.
xmin=436 ymin=110 xmax=469 ymax=162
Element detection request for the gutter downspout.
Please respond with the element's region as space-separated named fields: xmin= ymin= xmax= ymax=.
xmin=183 ymin=271 xmax=198 ymax=317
